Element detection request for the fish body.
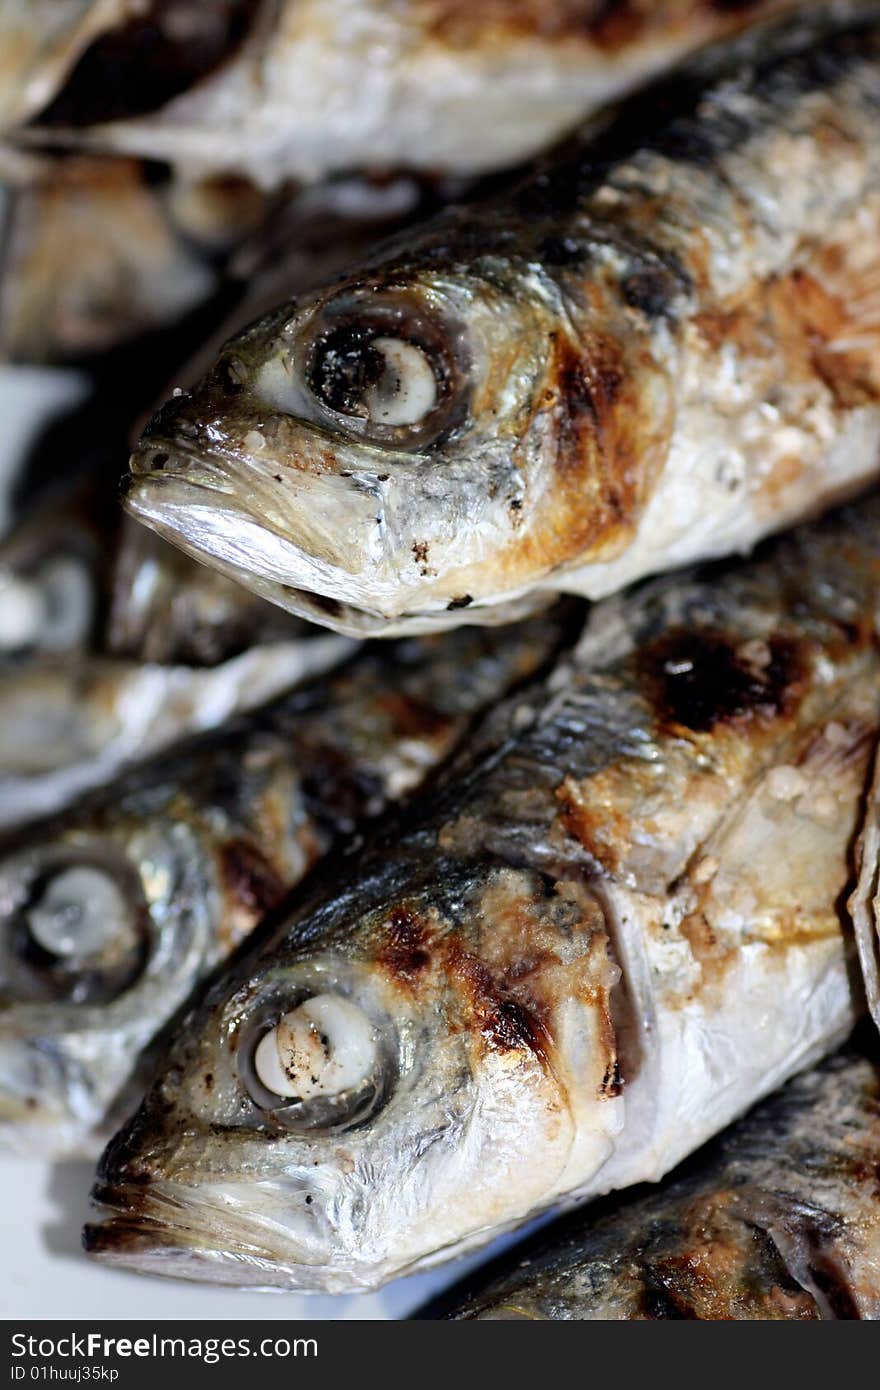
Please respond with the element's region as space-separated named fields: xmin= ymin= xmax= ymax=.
xmin=85 ymin=494 xmax=880 ymax=1290
xmin=429 ymin=1045 xmax=880 ymax=1320
xmin=0 ymin=614 xmax=565 ymax=1154
xmin=126 ymin=4 xmax=880 ymax=635
xmin=22 ymin=1 xmax=803 ymax=187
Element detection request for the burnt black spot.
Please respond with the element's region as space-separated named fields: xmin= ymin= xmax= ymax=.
xmin=376 ymin=692 xmax=449 ymax=742
xmin=482 ymin=998 xmax=546 ymax=1057
xmin=642 ymin=628 xmax=805 ymax=734
xmin=378 ymin=906 xmax=431 ymax=982
xmin=447 ymin=594 xmax=473 ymax=610
xmin=639 ymin=1267 xmax=699 ymax=1320
xmin=305 ymin=1195 xmax=313 ymax=1206
xmin=204 ymin=1073 xmax=214 ymax=1092
xmin=300 ymin=742 xmax=384 ymax=833
xmin=621 ymin=266 xmax=679 ymax=320
xmin=219 ymin=840 xmax=286 ymax=918
xmin=274 ymin=473 xmax=283 ymax=483
xmin=601 ymin=1059 xmax=623 ymax=1098
xmin=412 ymin=540 xmax=431 ymax=574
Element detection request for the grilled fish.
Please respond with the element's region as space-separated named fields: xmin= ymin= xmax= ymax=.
xmin=23 ymin=2 xmax=802 ymax=187
xmin=428 ymin=1044 xmax=880 ymax=1320
xmin=0 ymin=613 xmax=565 ymax=1155
xmin=85 ymin=494 xmax=880 ymax=1291
xmin=125 ymin=4 xmax=880 ymax=636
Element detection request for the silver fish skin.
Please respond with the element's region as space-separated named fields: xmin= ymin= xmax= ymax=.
xmin=0 ymin=614 xmax=566 ymax=1156
xmin=125 ymin=4 xmax=880 ymax=637
xmin=84 ymin=495 xmax=880 ymax=1292
xmin=431 ymin=1045 xmax=880 ymax=1320
xmin=20 ymin=1 xmax=803 ymax=187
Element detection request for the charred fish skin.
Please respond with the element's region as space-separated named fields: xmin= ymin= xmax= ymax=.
xmin=0 ymin=613 xmax=567 ymax=1156
xmin=126 ymin=4 xmax=880 ymax=636
xmin=19 ymin=2 xmax=804 ymax=186
xmin=85 ymin=495 xmax=880 ymax=1292
xmin=431 ymin=1045 xmax=880 ymax=1321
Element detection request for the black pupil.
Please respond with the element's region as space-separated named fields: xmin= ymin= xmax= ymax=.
xmin=310 ymin=328 xmax=388 ymax=417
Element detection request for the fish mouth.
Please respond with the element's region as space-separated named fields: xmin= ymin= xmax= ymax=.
xmin=84 ymin=1180 xmax=381 ymax=1293
xmin=123 ymin=467 xmax=548 ymax=638
xmin=123 ymin=466 xmax=523 ymax=638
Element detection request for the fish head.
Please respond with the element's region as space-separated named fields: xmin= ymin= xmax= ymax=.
xmin=125 ymin=242 xmax=671 ymax=635
xmin=0 ymin=814 xmax=216 ymax=1156
xmin=85 ymin=858 xmax=625 ymax=1290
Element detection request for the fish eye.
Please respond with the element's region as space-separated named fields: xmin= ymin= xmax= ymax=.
xmin=0 ymin=853 xmax=150 ymax=1006
xmin=0 ymin=555 xmax=94 ymax=659
xmin=254 ymin=291 xmax=468 ymax=448
xmin=309 ymin=328 xmax=438 ymax=428
xmin=239 ymin=989 xmax=395 ymax=1132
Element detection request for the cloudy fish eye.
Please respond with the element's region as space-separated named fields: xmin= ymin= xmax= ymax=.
xmin=1 ymin=854 xmax=150 ymax=1006
xmin=362 ymin=337 xmax=437 ymax=426
xmin=27 ymin=867 xmax=131 ymax=960
xmin=253 ymin=994 xmax=378 ymax=1102
xmin=0 ymin=557 xmax=93 ymax=656
xmin=308 ymin=325 xmax=439 ymax=428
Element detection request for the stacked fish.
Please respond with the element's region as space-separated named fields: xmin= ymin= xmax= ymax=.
xmin=2 ymin=0 xmax=880 ymax=1319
